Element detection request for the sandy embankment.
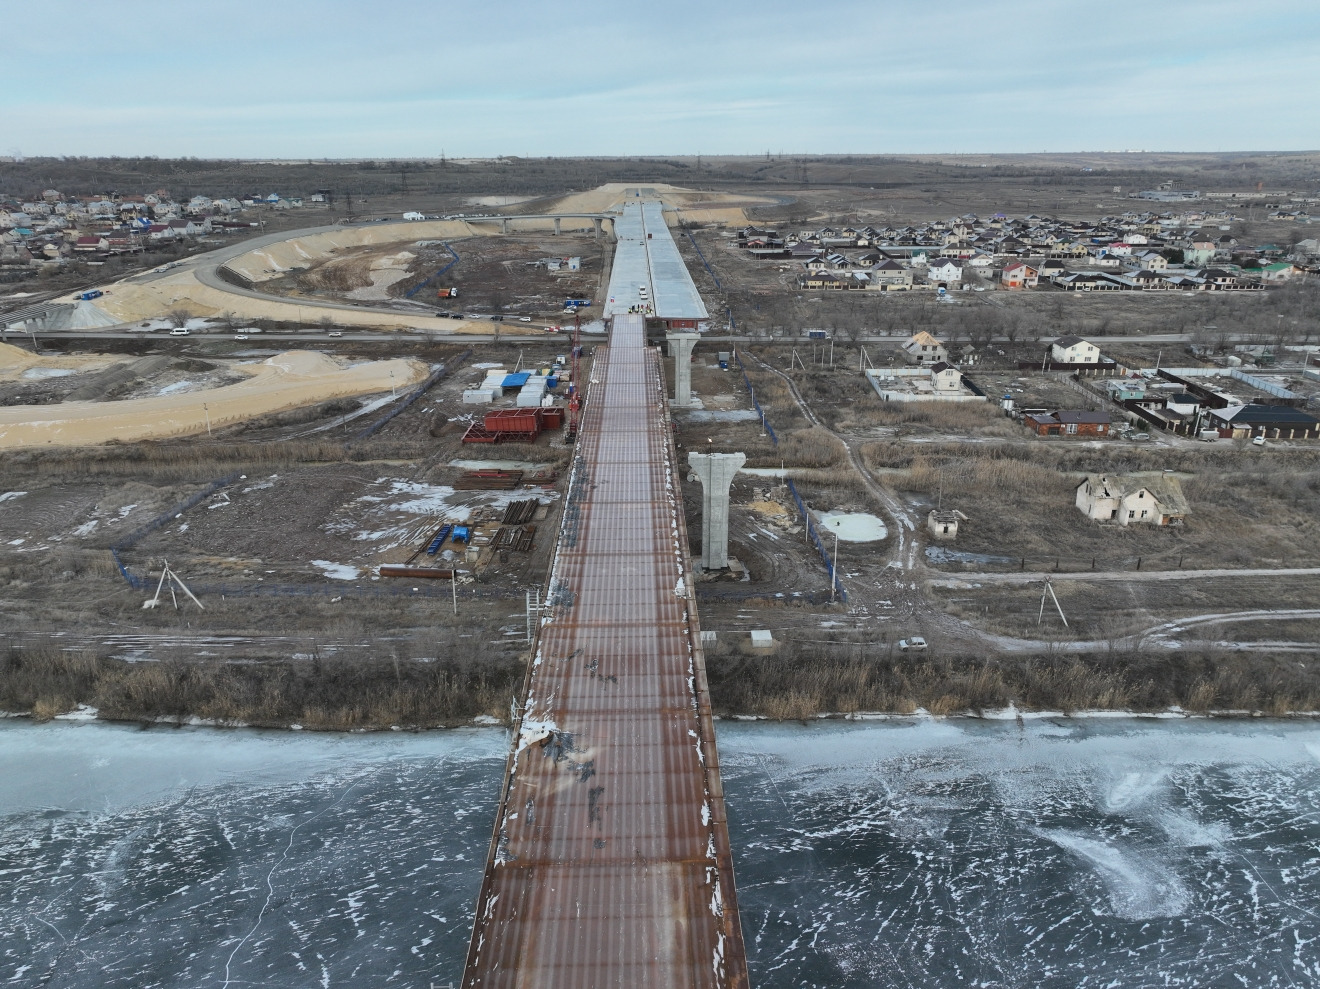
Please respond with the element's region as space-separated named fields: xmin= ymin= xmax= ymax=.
xmin=0 ymin=348 xmax=427 ymax=448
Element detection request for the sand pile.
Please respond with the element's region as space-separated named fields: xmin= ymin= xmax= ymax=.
xmin=0 ymin=351 xmax=428 ymax=448
xmin=0 ymin=342 xmax=121 ymax=381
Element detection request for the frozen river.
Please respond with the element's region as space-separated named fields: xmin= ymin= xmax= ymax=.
xmin=3 ymin=717 xmax=1320 ymax=987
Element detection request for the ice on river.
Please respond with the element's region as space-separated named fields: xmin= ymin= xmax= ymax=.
xmin=5 ymin=718 xmax=1320 ymax=988
xmin=0 ymin=722 xmax=505 ymax=988
xmin=718 ymin=718 xmax=1320 ymax=988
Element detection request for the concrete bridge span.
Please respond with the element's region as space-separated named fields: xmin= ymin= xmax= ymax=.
xmin=462 ymin=210 xmax=748 ymax=987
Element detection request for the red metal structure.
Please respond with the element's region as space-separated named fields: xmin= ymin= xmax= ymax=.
xmin=461 ymin=408 xmax=565 ymax=445
xmin=462 ymin=313 xmax=749 ymax=989
xmin=567 ymin=311 xmax=582 ymax=442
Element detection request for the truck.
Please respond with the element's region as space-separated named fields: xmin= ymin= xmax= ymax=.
xmin=79 ymin=289 xmax=104 ymax=301
xmin=437 ymin=287 xmax=459 ymax=299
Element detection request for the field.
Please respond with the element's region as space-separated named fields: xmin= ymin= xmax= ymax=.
xmin=5 ymin=156 xmax=1320 ymax=724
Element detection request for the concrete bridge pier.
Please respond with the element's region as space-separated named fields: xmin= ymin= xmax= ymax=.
xmin=667 ymin=332 xmax=699 ymax=406
xmin=593 ymin=217 xmax=603 ymax=241
xmin=553 ymin=217 xmax=561 ymax=235
xmin=688 ymin=452 xmax=745 ymax=570
xmin=500 ymin=218 xmax=510 ymax=235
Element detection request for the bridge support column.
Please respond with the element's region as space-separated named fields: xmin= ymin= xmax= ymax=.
xmin=667 ymin=332 xmax=699 ymax=407
xmin=593 ymin=218 xmax=603 ymax=241
xmin=553 ymin=217 xmax=561 ymax=236
xmin=688 ymin=452 xmax=745 ymax=570
xmin=500 ymin=218 xmax=510 ymax=235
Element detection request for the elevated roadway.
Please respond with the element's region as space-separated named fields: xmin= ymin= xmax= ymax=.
xmin=462 ymin=310 xmax=748 ymax=987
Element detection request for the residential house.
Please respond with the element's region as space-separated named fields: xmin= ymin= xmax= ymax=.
xmin=1051 ymin=335 xmax=1101 ymax=364
xmin=1259 ymin=262 xmax=1300 ymax=283
xmin=1165 ymin=393 xmax=1201 ymax=416
xmin=1000 ymin=261 xmax=1039 ymax=289
xmin=926 ymin=258 xmax=964 ymax=284
xmin=1105 ymin=379 xmax=1145 ymax=401
xmin=1074 ymin=474 xmax=1188 ymax=526
xmin=1131 ymin=251 xmax=1168 ymax=270
xmin=1024 ymin=410 xmax=1112 ymax=437
xmin=1056 ymin=272 xmax=1124 ymax=291
xmin=1204 ymin=404 xmax=1320 ymax=440
xmin=929 ymin=361 xmax=963 ymax=392
xmin=1185 ymin=240 xmax=1217 ymax=266
xmin=868 ymin=259 xmax=914 ymax=291
xmin=1037 ymin=258 xmax=1067 ymax=281
xmin=901 ymin=331 xmax=948 ymax=365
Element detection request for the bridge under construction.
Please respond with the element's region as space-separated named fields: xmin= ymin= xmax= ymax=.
xmin=462 ymin=203 xmax=748 ymax=988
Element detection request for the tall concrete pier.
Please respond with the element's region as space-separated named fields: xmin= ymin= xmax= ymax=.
xmin=688 ymin=451 xmax=745 ymax=570
xmin=668 ymin=332 xmax=699 ymax=406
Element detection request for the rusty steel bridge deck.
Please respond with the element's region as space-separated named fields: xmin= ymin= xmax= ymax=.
xmin=462 ymin=312 xmax=748 ymax=988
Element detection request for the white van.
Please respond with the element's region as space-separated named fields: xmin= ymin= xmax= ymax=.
xmin=169 ymin=328 xmax=190 ymax=336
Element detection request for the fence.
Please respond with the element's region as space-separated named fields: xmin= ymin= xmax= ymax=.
xmin=732 ymin=351 xmax=778 ymax=444
xmin=684 ymin=231 xmax=721 ymax=290
xmin=784 ymin=479 xmax=847 ymax=603
xmin=109 ymin=472 xmax=244 ymax=588
xmin=353 ymin=349 xmax=471 ymax=440
xmin=925 ymin=550 xmax=1201 ymax=575
xmin=404 ymin=243 xmax=460 ymax=298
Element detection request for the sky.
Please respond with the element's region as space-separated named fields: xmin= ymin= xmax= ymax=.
xmin=6 ymin=0 xmax=1319 ymax=158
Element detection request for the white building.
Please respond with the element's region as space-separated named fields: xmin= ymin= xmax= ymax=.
xmin=1075 ymin=474 xmax=1188 ymax=526
xmin=1051 ymin=335 xmax=1101 ymax=364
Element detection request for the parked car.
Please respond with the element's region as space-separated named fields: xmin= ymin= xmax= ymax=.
xmin=897 ymin=637 xmax=927 ymax=651
xmin=518 ymin=316 xmax=532 ymax=322
xmin=234 ymin=333 xmax=249 ymax=340
xmin=327 ymin=330 xmax=342 ymax=338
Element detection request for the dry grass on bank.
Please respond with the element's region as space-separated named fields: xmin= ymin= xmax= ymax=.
xmin=1 ymin=646 xmax=523 ymax=729
xmin=705 ymin=638 xmax=1320 ymax=718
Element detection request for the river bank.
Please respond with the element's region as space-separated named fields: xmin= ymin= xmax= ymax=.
xmin=4 ymin=641 xmax=1319 ymax=728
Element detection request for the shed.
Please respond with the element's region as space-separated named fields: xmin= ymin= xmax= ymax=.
xmin=927 ymin=509 xmax=967 ymax=540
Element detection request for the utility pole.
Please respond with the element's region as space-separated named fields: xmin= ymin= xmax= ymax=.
xmin=829 ymin=529 xmax=840 ymax=603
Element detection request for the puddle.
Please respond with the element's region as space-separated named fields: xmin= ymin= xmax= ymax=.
xmin=924 ymin=545 xmax=1016 ymax=566
xmin=817 ymin=511 xmax=888 ymax=543
xmin=682 ymin=409 xmax=760 ymax=423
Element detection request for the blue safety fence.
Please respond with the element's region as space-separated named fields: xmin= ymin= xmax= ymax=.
xmin=404 ymin=243 xmax=460 ymax=298
xmin=353 ymin=349 xmax=470 ymax=440
xmin=785 ymin=479 xmax=848 ymax=603
xmin=732 ymin=351 xmax=777 ymax=445
xmin=684 ymin=231 xmax=721 ymax=289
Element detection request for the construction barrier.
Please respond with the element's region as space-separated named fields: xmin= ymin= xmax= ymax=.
xmin=733 ymin=351 xmax=778 ymax=445
xmin=404 ymin=242 xmax=460 ymax=298
xmin=785 ymin=479 xmax=847 ymax=603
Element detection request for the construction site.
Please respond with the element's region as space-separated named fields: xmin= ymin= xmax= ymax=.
xmin=3 ymin=176 xmax=1320 ymax=731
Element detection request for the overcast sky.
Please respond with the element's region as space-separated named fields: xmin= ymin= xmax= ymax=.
xmin=7 ymin=0 xmax=1319 ymax=158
